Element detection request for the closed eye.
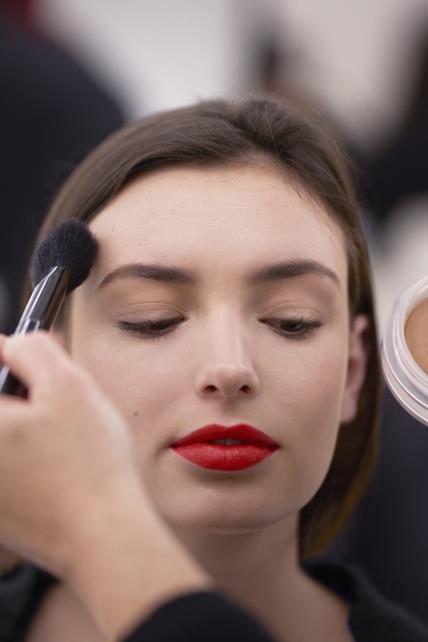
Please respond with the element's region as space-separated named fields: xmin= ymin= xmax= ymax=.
xmin=117 ymin=318 xmax=182 ymax=340
xmin=261 ymin=317 xmax=322 ymax=340
xmin=116 ymin=316 xmax=322 ymax=341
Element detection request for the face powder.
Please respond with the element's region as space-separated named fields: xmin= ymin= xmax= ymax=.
xmin=382 ymin=273 xmax=428 ymax=426
xmin=405 ymin=299 xmax=428 ymax=374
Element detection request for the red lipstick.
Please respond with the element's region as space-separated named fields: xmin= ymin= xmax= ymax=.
xmin=169 ymin=424 xmax=279 ymax=471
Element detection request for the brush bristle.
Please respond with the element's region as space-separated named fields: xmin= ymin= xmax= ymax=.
xmin=30 ymin=221 xmax=98 ymax=292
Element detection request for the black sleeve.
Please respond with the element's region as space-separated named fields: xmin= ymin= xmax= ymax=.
xmin=122 ymin=591 xmax=279 ymax=642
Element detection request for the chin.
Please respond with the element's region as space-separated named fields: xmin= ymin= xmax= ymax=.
xmin=151 ymin=492 xmax=297 ymax=535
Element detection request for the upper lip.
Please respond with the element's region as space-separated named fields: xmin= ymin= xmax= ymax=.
xmin=170 ymin=424 xmax=279 ymax=449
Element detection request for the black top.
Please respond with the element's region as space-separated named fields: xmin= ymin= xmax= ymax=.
xmin=1 ymin=556 xmax=427 ymax=642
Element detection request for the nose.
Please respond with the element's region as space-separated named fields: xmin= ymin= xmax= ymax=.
xmin=194 ymin=314 xmax=260 ymax=401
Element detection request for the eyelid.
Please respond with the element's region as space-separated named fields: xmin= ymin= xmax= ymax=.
xmin=116 ymin=315 xmax=323 ymax=341
xmin=118 ymin=317 xmax=182 ymax=329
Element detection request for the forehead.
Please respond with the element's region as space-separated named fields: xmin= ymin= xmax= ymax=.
xmin=88 ymin=164 xmax=348 ymax=286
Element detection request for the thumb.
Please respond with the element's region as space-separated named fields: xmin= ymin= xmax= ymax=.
xmin=1 ymin=331 xmax=71 ymax=394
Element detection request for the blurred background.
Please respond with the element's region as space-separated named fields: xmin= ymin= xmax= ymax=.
xmin=1 ymin=0 xmax=428 ymax=626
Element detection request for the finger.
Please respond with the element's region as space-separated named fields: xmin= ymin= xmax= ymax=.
xmin=0 ymin=333 xmax=8 ymax=359
xmin=0 ymin=394 xmax=31 ymax=422
xmin=0 ymin=375 xmax=32 ymax=423
xmin=1 ymin=331 xmax=73 ymax=393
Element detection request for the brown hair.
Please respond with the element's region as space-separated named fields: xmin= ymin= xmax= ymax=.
xmin=26 ymin=95 xmax=381 ymax=560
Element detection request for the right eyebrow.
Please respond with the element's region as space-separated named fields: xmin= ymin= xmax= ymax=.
xmin=97 ymin=263 xmax=197 ymax=289
xmin=96 ymin=259 xmax=342 ymax=291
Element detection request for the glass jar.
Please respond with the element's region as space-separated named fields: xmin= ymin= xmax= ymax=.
xmin=382 ymin=273 xmax=428 ymax=426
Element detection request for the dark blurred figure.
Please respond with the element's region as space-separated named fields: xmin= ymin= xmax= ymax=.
xmin=245 ymin=28 xmax=311 ymax=109
xmin=250 ymin=31 xmax=298 ymax=98
xmin=361 ymin=25 xmax=428 ymax=242
xmin=0 ymin=3 xmax=125 ymax=331
xmin=0 ymin=0 xmax=33 ymax=29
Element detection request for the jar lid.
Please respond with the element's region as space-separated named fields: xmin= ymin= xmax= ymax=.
xmin=381 ymin=273 xmax=428 ymax=426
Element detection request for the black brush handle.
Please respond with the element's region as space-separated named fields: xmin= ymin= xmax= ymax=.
xmin=0 ymin=268 xmax=68 ymax=398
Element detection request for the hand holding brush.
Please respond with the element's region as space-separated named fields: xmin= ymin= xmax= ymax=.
xmin=0 ymin=220 xmax=98 ymax=573
xmin=0 ymin=220 xmax=98 ymax=397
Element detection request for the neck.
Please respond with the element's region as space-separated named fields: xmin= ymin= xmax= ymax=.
xmin=170 ymin=514 xmax=346 ymax=642
xmin=54 ymin=511 xmax=350 ymax=642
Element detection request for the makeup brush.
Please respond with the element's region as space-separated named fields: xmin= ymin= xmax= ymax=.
xmin=0 ymin=220 xmax=98 ymax=397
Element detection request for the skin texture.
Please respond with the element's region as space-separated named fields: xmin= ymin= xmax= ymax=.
xmin=405 ymin=298 xmax=428 ymax=373
xmin=59 ymin=163 xmax=368 ymax=641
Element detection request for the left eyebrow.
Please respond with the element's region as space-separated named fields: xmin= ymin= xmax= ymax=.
xmin=96 ymin=259 xmax=342 ymax=291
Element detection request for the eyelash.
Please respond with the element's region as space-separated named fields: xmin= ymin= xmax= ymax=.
xmin=116 ymin=317 xmax=322 ymax=342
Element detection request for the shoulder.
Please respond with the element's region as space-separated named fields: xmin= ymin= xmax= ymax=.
xmin=302 ymin=555 xmax=428 ymax=641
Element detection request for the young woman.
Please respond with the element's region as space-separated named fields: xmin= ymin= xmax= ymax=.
xmin=0 ymin=96 xmax=426 ymax=642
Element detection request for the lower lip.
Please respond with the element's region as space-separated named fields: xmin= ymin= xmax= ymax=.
xmin=170 ymin=443 xmax=278 ymax=470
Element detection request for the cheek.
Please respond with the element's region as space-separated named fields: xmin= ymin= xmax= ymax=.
xmin=288 ymin=341 xmax=348 ymax=425
xmin=69 ymin=330 xmax=181 ymax=446
xmin=279 ymin=334 xmax=348 ymax=501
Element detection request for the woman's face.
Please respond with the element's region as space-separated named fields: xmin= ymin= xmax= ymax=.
xmin=67 ymin=164 xmax=368 ymax=533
